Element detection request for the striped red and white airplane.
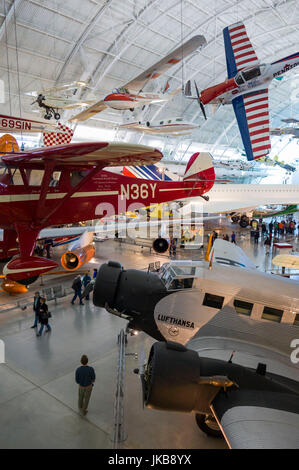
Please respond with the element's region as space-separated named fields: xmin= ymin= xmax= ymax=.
xmin=0 ymin=135 xmax=214 ymax=289
xmin=70 ymin=36 xmax=206 ymax=122
xmin=185 ymin=21 xmax=299 ymax=161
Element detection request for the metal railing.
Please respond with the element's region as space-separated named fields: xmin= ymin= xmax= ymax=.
xmin=111 ymin=329 xmax=127 ymax=448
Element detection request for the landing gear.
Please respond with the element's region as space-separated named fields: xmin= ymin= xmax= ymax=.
xmin=36 ymin=95 xmax=61 ymax=121
xmin=129 ymin=108 xmax=134 ymax=112
xmin=195 ymin=413 xmax=222 ymax=438
xmin=231 ymin=215 xmax=240 ymax=223
xmin=239 ymin=215 xmax=250 ymax=228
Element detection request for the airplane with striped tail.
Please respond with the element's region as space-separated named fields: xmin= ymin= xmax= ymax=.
xmin=184 ymin=21 xmax=299 ymax=161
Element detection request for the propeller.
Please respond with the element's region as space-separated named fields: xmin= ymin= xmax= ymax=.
xmin=194 ymin=81 xmax=207 ymax=120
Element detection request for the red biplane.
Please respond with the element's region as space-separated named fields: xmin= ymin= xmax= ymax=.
xmin=0 ymin=135 xmax=214 ymax=288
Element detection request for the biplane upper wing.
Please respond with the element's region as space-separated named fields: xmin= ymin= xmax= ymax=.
xmin=125 ymin=35 xmax=206 ymax=93
xmin=69 ymin=101 xmax=107 ymax=122
xmin=1 ymin=142 xmax=162 ymax=169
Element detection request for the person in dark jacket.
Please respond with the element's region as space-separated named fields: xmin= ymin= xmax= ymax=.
xmin=31 ymin=291 xmax=41 ymax=329
xmin=82 ymin=272 xmax=92 ymax=300
xmin=71 ymin=275 xmax=84 ymax=305
xmin=36 ymin=298 xmax=51 ymax=336
xmin=75 ymin=355 xmax=96 ymax=415
xmin=93 ymin=269 xmax=98 ymax=280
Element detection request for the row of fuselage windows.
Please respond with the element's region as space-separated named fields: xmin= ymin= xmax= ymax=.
xmin=202 ymin=292 xmax=299 ymax=326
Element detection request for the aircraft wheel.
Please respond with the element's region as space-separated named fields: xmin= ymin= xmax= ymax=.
xmin=195 ymin=413 xmax=222 ymax=438
xmin=44 ymin=114 xmax=51 ymax=120
xmin=231 ymin=215 xmax=240 ymax=223
xmin=54 ymin=112 xmax=61 ymax=120
xmin=129 ymin=108 xmax=134 ymax=112
xmin=239 ymin=217 xmax=249 ymax=228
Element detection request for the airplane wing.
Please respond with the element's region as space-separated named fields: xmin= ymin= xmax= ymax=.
xmin=124 ymin=35 xmax=206 ymax=93
xmin=69 ymin=101 xmax=107 ymax=122
xmin=188 ymin=306 xmax=299 ymax=448
xmin=232 ymin=89 xmax=271 ymax=160
xmin=223 ymin=22 xmax=259 ymax=78
xmin=211 ymin=387 xmax=299 ymax=449
xmin=211 ymin=239 xmax=256 ymax=269
xmin=2 ymin=142 xmax=162 ymax=170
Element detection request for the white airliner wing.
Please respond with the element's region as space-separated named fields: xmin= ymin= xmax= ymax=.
xmin=124 ymin=35 xmax=206 ymax=93
xmin=211 ymin=239 xmax=256 ymax=269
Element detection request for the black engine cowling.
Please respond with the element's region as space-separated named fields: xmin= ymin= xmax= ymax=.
xmin=152 ymin=237 xmax=169 ymax=253
xmin=143 ymin=341 xmax=202 ymax=412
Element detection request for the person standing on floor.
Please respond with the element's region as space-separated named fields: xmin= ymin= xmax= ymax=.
xmin=93 ymin=268 xmax=98 ymax=280
xmin=264 ymin=235 xmax=271 ymax=255
xmin=71 ymin=275 xmax=84 ymax=305
xmin=36 ymin=297 xmax=51 ymax=336
xmin=231 ymin=232 xmax=236 ymax=244
xmin=75 ymin=355 xmax=96 ymax=416
xmin=254 ymin=228 xmax=260 ymax=244
xmin=82 ymin=271 xmax=92 ymax=300
xmin=31 ymin=291 xmax=41 ymax=329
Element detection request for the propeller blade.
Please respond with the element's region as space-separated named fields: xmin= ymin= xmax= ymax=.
xmin=194 ymin=81 xmax=207 ymax=120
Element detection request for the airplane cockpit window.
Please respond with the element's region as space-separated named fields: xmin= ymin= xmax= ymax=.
xmin=70 ymin=170 xmax=88 ymax=187
xmin=49 ymin=171 xmax=61 ymax=187
xmin=29 ymin=170 xmax=45 ymax=186
xmin=159 ymin=264 xmax=195 ymax=290
xmin=11 ymin=168 xmax=23 ymax=185
xmin=168 ymin=277 xmax=194 ymax=290
xmin=235 ymin=73 xmax=245 ymax=85
xmin=242 ymin=66 xmax=261 ymax=82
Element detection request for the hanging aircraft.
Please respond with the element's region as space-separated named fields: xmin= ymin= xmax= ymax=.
xmin=184 ymin=21 xmax=299 ymax=161
xmin=270 ymin=127 xmax=299 ymax=139
xmin=70 ymin=36 xmax=206 ymax=122
xmin=0 ymin=114 xmax=65 ymax=134
xmin=119 ymin=117 xmax=199 ymax=136
xmin=0 ymin=135 xmax=214 ymax=289
xmin=122 ymin=158 xmax=299 ymax=227
xmin=27 ymin=81 xmax=96 ymax=120
xmin=93 ymin=239 xmax=299 ymax=447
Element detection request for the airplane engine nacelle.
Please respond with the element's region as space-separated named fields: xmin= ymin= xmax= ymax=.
xmin=3 ymin=256 xmax=58 ymax=285
xmin=61 ymin=244 xmax=95 ymax=271
xmin=152 ymin=237 xmax=169 ymax=253
xmin=143 ymin=341 xmax=202 ymax=412
xmin=200 ymin=78 xmax=237 ymax=105
xmin=93 ymin=261 xmax=167 ymax=341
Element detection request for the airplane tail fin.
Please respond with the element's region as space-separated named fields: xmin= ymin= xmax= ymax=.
xmin=43 ymin=122 xmax=74 ymax=147
xmin=0 ymin=134 xmax=19 ymax=153
xmin=183 ymin=152 xmax=215 ymax=182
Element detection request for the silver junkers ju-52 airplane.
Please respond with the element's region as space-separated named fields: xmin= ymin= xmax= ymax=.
xmin=93 ymin=239 xmax=299 ymax=448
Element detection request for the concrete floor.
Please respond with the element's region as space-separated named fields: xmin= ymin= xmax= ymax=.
xmin=1 ymin=224 xmax=298 ymax=449
xmin=0 ymin=240 xmax=226 ymax=449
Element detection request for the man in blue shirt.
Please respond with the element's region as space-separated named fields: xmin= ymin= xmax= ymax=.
xmin=75 ymin=355 xmax=96 ymax=415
